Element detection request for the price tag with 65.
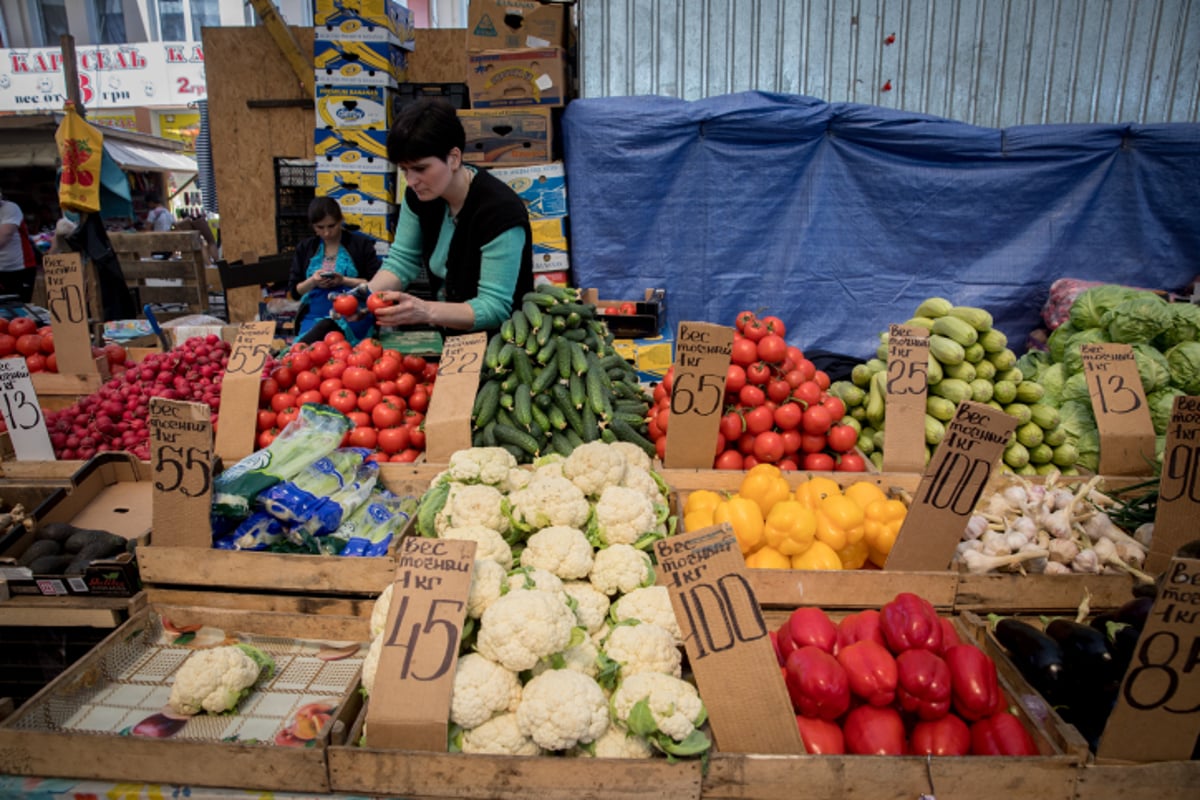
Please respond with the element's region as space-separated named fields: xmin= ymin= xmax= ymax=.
xmin=365 ymin=537 xmax=476 ymax=751
xmin=150 ymin=397 xmax=214 ymax=548
xmin=0 ymin=358 xmax=54 ymax=460
xmin=664 ymin=322 xmax=734 ymax=469
xmin=1080 ymin=342 xmax=1156 ymax=476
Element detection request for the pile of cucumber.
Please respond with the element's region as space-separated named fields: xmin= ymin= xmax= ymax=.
xmin=471 ymin=285 xmax=655 ymax=463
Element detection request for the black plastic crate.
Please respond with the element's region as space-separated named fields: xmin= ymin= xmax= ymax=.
xmin=398 ymin=82 xmax=469 ymax=110
xmin=276 ymin=214 xmax=312 ymax=253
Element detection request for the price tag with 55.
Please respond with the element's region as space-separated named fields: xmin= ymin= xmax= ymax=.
xmin=149 ymin=398 xmax=214 ymax=548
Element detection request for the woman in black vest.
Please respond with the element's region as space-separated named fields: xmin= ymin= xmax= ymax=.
xmin=364 ymin=99 xmax=533 ymax=334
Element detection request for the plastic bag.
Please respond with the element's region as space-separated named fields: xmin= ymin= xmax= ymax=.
xmin=288 ymin=460 xmax=380 ymax=543
xmin=258 ymin=448 xmax=369 ymax=526
xmin=213 ymin=512 xmax=286 ymax=551
xmin=331 ymin=489 xmax=415 ymax=557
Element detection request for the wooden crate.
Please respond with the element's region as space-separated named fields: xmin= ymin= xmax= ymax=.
xmin=954 ymin=572 xmax=1138 ymax=614
xmin=327 ymin=694 xmax=704 ymax=800
xmin=0 ymin=602 xmax=369 ymax=792
xmin=30 ymin=356 xmax=108 ymax=411
xmin=108 ymin=231 xmax=209 ymax=317
xmin=136 ymin=464 xmax=441 ymax=595
xmin=0 ymin=591 xmax=146 ymax=628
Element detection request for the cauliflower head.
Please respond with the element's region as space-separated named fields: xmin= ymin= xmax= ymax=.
xmin=532 ymin=637 xmax=601 ymax=679
xmin=461 ymin=712 xmax=541 ymax=756
xmin=610 ymin=441 xmax=653 ymax=475
xmin=450 ymin=653 xmax=522 ymax=729
xmin=168 ymin=644 xmax=273 ymax=716
xmin=520 ymin=525 xmax=594 ymax=579
xmin=435 ymin=484 xmax=509 ymax=537
xmin=601 ymin=623 xmax=681 ymax=679
xmin=504 ymin=566 xmax=566 ymax=603
xmin=593 ymin=485 xmax=662 ymax=546
xmin=516 ymin=669 xmax=609 ymax=751
xmin=562 ymin=581 xmax=611 ymax=633
xmin=370 ymin=583 xmax=394 ymax=639
xmin=508 ymin=474 xmax=590 ymax=533
xmin=610 ymin=672 xmax=707 ymax=746
xmin=440 ymin=524 xmax=514 ymax=569
xmin=620 ymin=464 xmax=667 ymax=506
xmin=589 ymin=544 xmax=654 ymax=596
xmin=467 ymin=558 xmax=507 ymax=619
xmin=444 ymin=447 xmax=518 ymax=487
xmin=563 ymin=442 xmax=627 ymax=498
xmin=501 ymin=467 xmax=532 ymax=493
xmin=611 ymin=586 xmax=683 ymax=646
xmin=361 ymin=635 xmax=383 ymax=696
xmin=476 ymin=589 xmax=578 ymax=672
xmin=573 ymin=725 xmax=655 ymax=759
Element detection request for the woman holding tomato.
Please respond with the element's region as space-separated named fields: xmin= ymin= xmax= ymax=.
xmin=359 ymin=99 xmax=533 ymax=335
xmin=287 ymin=197 xmax=380 ymax=343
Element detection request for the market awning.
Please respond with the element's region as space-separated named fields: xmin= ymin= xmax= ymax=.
xmin=103 ymin=140 xmax=197 ymax=173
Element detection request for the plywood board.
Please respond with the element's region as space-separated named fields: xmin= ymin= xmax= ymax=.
xmin=409 ymin=29 xmax=469 ymax=82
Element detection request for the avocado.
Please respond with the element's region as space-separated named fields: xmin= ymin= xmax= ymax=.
xmin=27 ymin=554 xmax=74 ymax=574
xmin=64 ymin=528 xmax=126 ymax=556
xmin=17 ymin=539 xmax=61 ymax=566
xmin=35 ymin=521 xmax=78 ymax=543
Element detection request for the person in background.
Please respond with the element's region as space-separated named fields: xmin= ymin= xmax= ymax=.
xmin=143 ymin=193 xmax=174 ymax=232
xmin=362 ymin=99 xmax=533 ymax=336
xmin=0 ymin=190 xmax=38 ymax=301
xmin=287 ymin=196 xmax=380 ymax=343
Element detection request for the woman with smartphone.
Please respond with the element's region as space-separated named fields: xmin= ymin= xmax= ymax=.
xmin=287 ymin=196 xmax=381 ymax=342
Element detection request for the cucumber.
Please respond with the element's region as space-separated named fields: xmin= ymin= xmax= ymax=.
xmin=514 ymin=384 xmax=533 ymax=428
xmin=537 ymin=284 xmax=580 ymax=303
xmin=535 ymin=317 xmax=554 ymax=348
xmin=532 ymin=362 xmax=560 ymax=394
xmin=484 ymin=334 xmax=504 ymax=370
xmin=569 ymin=373 xmax=586 ymax=410
xmin=530 ymin=404 xmax=550 ymax=435
xmin=569 ymin=341 xmax=588 ymax=376
xmin=547 ymin=404 xmax=568 ymax=431
xmin=610 ymin=417 xmax=657 ymax=459
xmin=494 ymin=423 xmax=540 ymax=456
xmin=536 ymin=336 xmax=559 ymax=366
xmin=522 ymin=299 xmax=544 ymax=331
xmin=551 ymin=430 xmax=574 ymax=457
xmin=552 ymin=384 xmax=584 ymax=436
xmin=512 ymin=310 xmax=530 ymax=347
xmin=497 ymin=342 xmax=516 ymax=369
xmin=585 ymin=367 xmax=607 ymax=416
xmin=580 ymin=404 xmax=600 ymax=442
xmin=501 ymin=318 xmax=515 ymax=343
xmin=523 ymin=291 xmax=556 ymax=308
xmin=473 ymin=380 xmax=502 ymax=428
xmin=557 ymin=337 xmax=573 ymax=380
xmin=512 ymin=348 xmax=534 ymax=385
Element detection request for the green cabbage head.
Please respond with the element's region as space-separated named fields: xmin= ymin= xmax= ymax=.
xmin=1156 ymin=303 xmax=1200 ymax=350
xmin=1068 ymin=285 xmax=1142 ymax=330
xmin=1103 ymin=294 xmax=1171 ymax=344
xmin=1166 ymin=341 xmax=1200 ymax=394
xmin=1130 ymin=343 xmax=1172 ymax=394
xmin=1148 ymin=387 xmax=1185 ymax=436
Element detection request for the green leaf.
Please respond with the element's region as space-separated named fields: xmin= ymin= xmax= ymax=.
xmin=633 ymin=530 xmax=664 ymax=552
xmin=585 ymin=511 xmax=605 ymax=549
xmin=641 ymin=564 xmax=656 ymax=588
xmin=653 ymin=502 xmax=670 ymax=526
xmin=172 ymin=631 xmax=196 ymax=646
xmin=595 ymin=652 xmax=621 ymax=692
xmin=626 ymin=698 xmax=659 ymax=739
xmin=448 ymin=724 xmax=464 ymax=753
xmin=657 ymin=729 xmax=712 ymax=758
xmin=547 ymin=652 xmax=567 ymax=670
xmin=650 ymin=470 xmax=671 ymax=502
xmin=417 ymin=481 xmax=451 ymax=538
xmin=236 ymin=643 xmax=276 ymax=680
xmin=564 ymin=593 xmax=580 ymax=614
xmin=693 ymin=702 xmax=708 ymax=730
xmin=568 ymin=626 xmax=587 ymax=648
xmin=578 ymin=739 xmax=597 ymax=757
xmin=1105 ymin=621 xmax=1130 ymax=642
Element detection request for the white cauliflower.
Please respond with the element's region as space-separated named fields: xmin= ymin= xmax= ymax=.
xmin=531 ymin=457 xmax=566 ymax=481
xmin=620 ymin=464 xmax=667 ymax=506
xmin=440 ymin=524 xmax=514 ymax=569
xmin=516 ymin=669 xmax=609 ymax=750
xmin=504 ymin=567 xmax=566 ymax=603
xmin=508 ymin=473 xmax=590 ymax=532
xmin=601 ymin=623 xmax=681 ymax=679
xmin=520 ymin=526 xmax=594 ymax=579
xmin=450 ymin=653 xmax=522 ymax=729
xmin=562 ymin=581 xmax=611 ymax=633
xmin=532 ymin=638 xmax=601 ymax=679
xmin=461 ymin=712 xmax=541 ymax=756
xmin=593 ymin=485 xmax=662 ymax=546
xmin=573 ymin=725 xmax=655 ymax=759
xmin=610 ymin=672 xmax=707 ymax=744
xmin=168 ymin=644 xmax=273 ymax=715
xmin=435 ymin=483 xmax=509 ymax=536
xmin=563 ymin=441 xmax=627 ymax=498
xmin=611 ymin=586 xmax=683 ymax=646
xmin=442 ymin=447 xmax=518 ymax=487
xmin=370 ymin=583 xmax=394 ymax=638
xmin=361 ymin=635 xmax=383 ymax=696
xmin=610 ymin=441 xmax=653 ymax=474
xmin=501 ymin=467 xmax=532 ymax=492
xmin=467 ymin=558 xmax=507 ymax=619
xmin=589 ymin=544 xmax=654 ymax=596
xmin=476 ymin=589 xmax=577 ymax=672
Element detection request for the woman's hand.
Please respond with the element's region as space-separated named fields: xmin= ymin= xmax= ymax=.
xmin=315 ymin=271 xmax=343 ymax=289
xmin=370 ymin=291 xmax=433 ymax=327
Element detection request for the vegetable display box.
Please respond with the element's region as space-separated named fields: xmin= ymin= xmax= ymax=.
xmin=582 ymin=288 xmax=666 ymax=341
xmin=326 ymin=695 xmax=704 ymax=800
xmin=0 ymin=453 xmax=150 ymax=598
xmin=0 ymin=604 xmax=370 ymax=792
xmin=136 ymin=464 xmax=440 ymax=596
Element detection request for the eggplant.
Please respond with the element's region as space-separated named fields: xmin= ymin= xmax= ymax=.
xmin=1112 ymin=595 xmax=1154 ymax=630
xmin=1046 ymin=618 xmax=1118 ymax=694
xmin=992 ymin=617 xmax=1067 ymax=704
xmin=1107 ymin=621 xmax=1141 ymax=677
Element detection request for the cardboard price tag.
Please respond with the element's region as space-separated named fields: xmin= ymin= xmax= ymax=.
xmin=424 ymin=332 xmax=487 ymax=463
xmin=1097 ymin=554 xmax=1200 ymax=762
xmin=883 ymin=324 xmax=930 ymax=473
xmin=1147 ymin=395 xmax=1200 ymax=573
xmin=1080 ymin=343 xmax=1156 ymax=475
xmin=42 ymin=253 xmax=98 ymax=376
xmin=366 ymin=537 xmax=476 ymax=751
xmin=214 ymin=321 xmax=275 ymax=463
xmin=886 ymin=401 xmax=1017 ymax=571
xmin=0 ymin=358 xmax=54 ymax=460
xmin=149 ymin=398 xmax=214 ymax=548
xmin=654 ymin=525 xmax=804 ymax=754
xmin=663 ymin=322 xmax=734 ymax=469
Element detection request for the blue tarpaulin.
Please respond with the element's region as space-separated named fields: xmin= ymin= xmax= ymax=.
xmin=561 ymin=92 xmax=1200 ymax=359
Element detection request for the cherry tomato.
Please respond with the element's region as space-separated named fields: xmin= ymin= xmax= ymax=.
xmin=377 ymin=425 xmax=411 ymax=454
xmin=744 ymin=406 xmax=774 ymax=435
xmin=715 ymin=449 xmax=744 ymax=470
xmin=826 ymin=424 xmax=857 ymax=453
xmin=320 ymin=359 xmax=347 ymax=380
xmin=739 ymin=384 xmax=766 ymax=407
xmin=342 ymin=366 xmax=376 ymax=392
xmin=731 ymin=338 xmax=758 ymax=367
xmin=753 ymin=431 xmax=785 ymax=463
xmin=836 ymin=452 xmax=868 ymax=472
xmin=719 ymin=411 xmax=744 ymax=441
xmin=357 ymin=386 xmax=383 ymax=413
xmin=373 ymin=401 xmax=403 ymax=430
xmin=332 ymin=294 xmax=359 ymax=316
xmin=745 ymin=361 xmax=771 ymax=385
xmin=294 ymin=369 xmax=321 ymax=393
xmin=761 ymin=316 xmax=787 ymax=337
xmin=307 ymin=341 xmax=332 ymax=365
xmin=329 ymin=389 xmax=358 ymax=415
xmin=319 ymin=377 xmax=343 ymax=398
xmin=804 ymin=452 xmax=836 ymax=471
xmin=287 ymin=351 xmax=312 ymax=372
xmin=773 ymin=402 xmax=802 ymax=431
xmin=408 ymin=388 xmax=429 ymax=413
xmin=725 ymin=364 xmax=747 ymax=394
xmin=792 ymin=380 xmax=822 ymax=407
xmin=743 ymin=319 xmax=768 ymax=342
xmin=270 ymin=392 xmax=296 ymax=413
xmin=757 ymin=334 xmax=787 ymax=364
xmin=347 ymin=351 xmax=374 ymax=369
xmin=366 ymin=293 xmax=396 ymax=313
xmin=618 ymin=301 xmax=637 ymax=315
xmin=734 ymin=311 xmax=757 ymax=333
xmin=394 ymin=372 xmax=417 ymax=397
xmin=766 ymin=378 xmax=792 ymax=404
xmin=780 ymin=429 xmax=802 ymax=455
xmin=800 ymin=433 xmax=828 ymax=454
xmin=802 ymin=405 xmax=833 ymax=435
xmin=373 ymin=357 xmax=400 ymax=382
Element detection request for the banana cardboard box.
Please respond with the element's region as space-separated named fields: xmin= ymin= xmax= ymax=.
xmin=315 ymin=40 xmax=409 ymax=87
xmin=314 ymin=129 xmax=391 ymax=173
xmin=488 ymin=162 xmax=567 ymax=219
xmin=530 ymin=217 xmax=568 ymax=274
xmin=459 ymin=108 xmax=553 ymax=166
xmin=467 ymin=0 xmax=567 ymax=50
xmin=316 ymin=169 xmax=397 ymax=211
xmin=314 ymin=0 xmax=415 ymax=49
xmin=466 ymin=48 xmax=567 ymax=108
xmin=342 ymin=202 xmax=398 ymax=244
xmin=316 ymin=85 xmax=399 ymax=131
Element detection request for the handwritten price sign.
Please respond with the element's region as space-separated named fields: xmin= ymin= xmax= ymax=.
xmin=883 ymin=324 xmax=930 ymax=473
xmin=664 ymin=322 xmax=734 ymax=468
xmin=1147 ymin=395 xmax=1200 ymax=572
xmin=1080 ymin=343 xmax=1156 ymax=475
xmin=0 ymin=358 xmax=54 ymax=460
xmin=425 ymin=333 xmax=487 ymax=462
xmin=150 ymin=398 xmax=213 ymax=547
xmin=42 ymin=254 xmax=97 ymax=376
xmin=214 ymin=321 xmax=274 ymax=463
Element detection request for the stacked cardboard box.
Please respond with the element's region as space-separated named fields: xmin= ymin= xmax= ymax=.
xmin=313 ymin=0 xmax=415 ymax=257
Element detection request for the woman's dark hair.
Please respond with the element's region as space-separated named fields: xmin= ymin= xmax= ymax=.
xmin=387 ymin=98 xmax=465 ymax=164
xmin=307 ymin=196 xmax=344 ymax=225
xmin=145 ymin=192 xmax=162 ymax=205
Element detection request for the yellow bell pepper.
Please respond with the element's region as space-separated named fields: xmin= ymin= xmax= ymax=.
xmin=864 ymin=498 xmax=908 ymax=568
xmin=713 ymin=495 xmax=765 ymax=555
xmin=683 ymin=509 xmax=715 ymax=532
xmin=739 ymin=464 xmax=791 ymax=518
xmin=745 ymin=545 xmax=791 ymax=569
xmin=762 ymin=500 xmax=816 ymax=556
xmin=814 ymin=493 xmax=865 ymax=553
xmin=793 ymin=476 xmax=842 ymax=511
xmin=843 ymin=481 xmax=887 ymax=511
xmin=684 ymin=489 xmax=723 ymax=516
xmin=790 ymin=540 xmax=842 ymax=570
xmin=836 ymin=538 xmax=870 ymax=570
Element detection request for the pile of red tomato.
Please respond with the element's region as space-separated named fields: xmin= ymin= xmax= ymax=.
xmin=257 ymin=331 xmax=434 ymax=462
xmin=647 ymin=310 xmax=865 ymax=471
xmin=0 ymin=316 xmax=129 ymax=374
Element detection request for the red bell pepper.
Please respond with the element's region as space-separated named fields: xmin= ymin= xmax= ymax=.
xmin=938 ymin=616 xmax=962 ymax=654
xmin=970 ymin=712 xmax=1039 ymax=756
xmin=770 ymin=629 xmax=786 ymax=666
xmin=896 ymin=648 xmax=952 ymax=721
xmin=795 ymin=715 xmax=845 ymax=755
xmin=836 ymin=609 xmax=887 ymax=652
xmin=944 ymin=644 xmax=1000 ymax=721
xmin=835 ymin=639 xmax=897 ymax=707
xmin=784 ymin=646 xmax=850 ymax=721
xmin=880 ymin=592 xmax=943 ymax=655
xmin=910 ymin=714 xmax=971 ymax=756
xmin=783 ymin=607 xmax=838 ymax=654
xmin=842 ymin=705 xmax=906 ymax=755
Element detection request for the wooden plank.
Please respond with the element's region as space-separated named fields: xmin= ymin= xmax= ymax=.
xmin=955 ymin=572 xmax=1138 ymax=613
xmin=0 ymin=460 xmax=83 ymax=480
xmin=748 ymin=569 xmax=958 ymax=609
xmin=409 ymin=28 xmax=469 ymax=82
xmin=121 ymin=261 xmax=206 ymax=281
xmin=0 ymin=606 xmax=122 ymax=627
xmin=30 ymin=371 xmax=103 ymax=396
xmin=137 ymin=285 xmax=204 ymax=306
xmin=146 ymin=586 xmax=376 ymax=618
xmin=150 ymin=604 xmax=370 ymax=642
xmin=1075 ymin=762 xmax=1200 ymax=800
xmin=109 ymin=231 xmax=203 ymax=257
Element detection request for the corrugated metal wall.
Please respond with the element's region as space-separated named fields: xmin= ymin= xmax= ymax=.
xmin=578 ymin=0 xmax=1200 ymax=126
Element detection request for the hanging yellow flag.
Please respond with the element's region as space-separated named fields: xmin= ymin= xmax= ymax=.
xmin=55 ymin=102 xmax=103 ymax=213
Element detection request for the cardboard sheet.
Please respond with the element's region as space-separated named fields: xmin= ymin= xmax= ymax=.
xmin=663 ymin=322 xmax=733 ymax=469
